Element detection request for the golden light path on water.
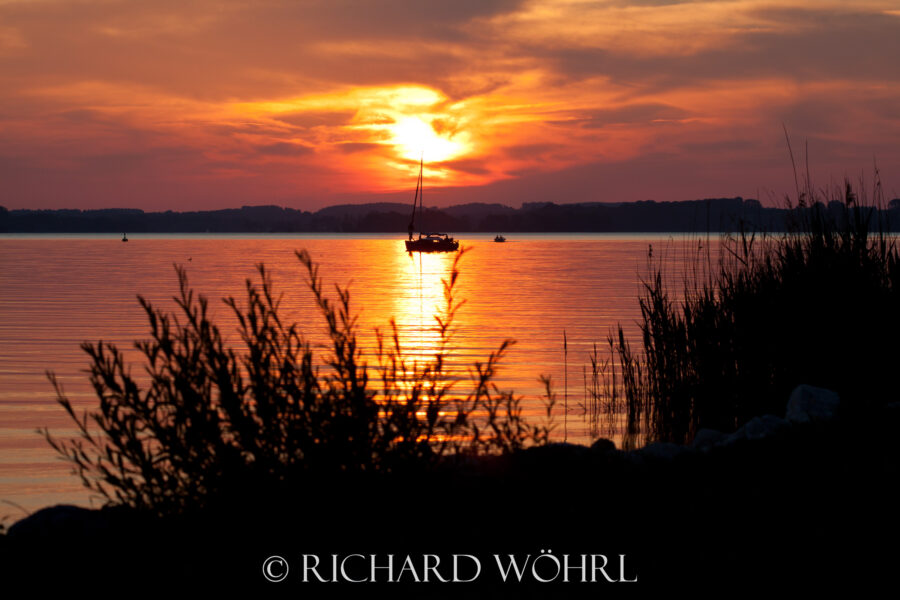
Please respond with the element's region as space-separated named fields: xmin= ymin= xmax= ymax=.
xmin=391 ymin=250 xmax=453 ymax=365
xmin=0 ymin=234 xmax=717 ymax=514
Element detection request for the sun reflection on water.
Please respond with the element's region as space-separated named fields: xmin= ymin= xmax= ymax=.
xmin=389 ymin=249 xmax=458 ymax=364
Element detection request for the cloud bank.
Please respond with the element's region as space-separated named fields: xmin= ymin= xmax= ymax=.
xmin=1 ymin=0 xmax=898 ymax=209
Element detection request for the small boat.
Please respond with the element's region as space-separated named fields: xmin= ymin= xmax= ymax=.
xmin=494 ymin=234 xmax=506 ymax=243
xmin=122 ymin=233 xmax=128 ymax=242
xmin=405 ymin=157 xmax=459 ymax=253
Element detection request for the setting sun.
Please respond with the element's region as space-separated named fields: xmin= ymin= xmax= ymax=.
xmin=389 ymin=116 xmax=467 ymax=163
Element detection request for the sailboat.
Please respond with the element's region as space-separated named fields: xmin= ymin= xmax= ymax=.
xmin=405 ymin=156 xmax=459 ymax=252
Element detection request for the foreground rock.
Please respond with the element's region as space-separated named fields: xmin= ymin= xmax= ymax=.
xmin=7 ymin=504 xmax=115 ymax=541
xmin=786 ymin=384 xmax=841 ymax=423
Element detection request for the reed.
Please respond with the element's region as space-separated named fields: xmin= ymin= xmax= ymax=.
xmin=608 ymin=170 xmax=900 ymax=446
xmin=579 ymin=340 xmax=623 ymax=442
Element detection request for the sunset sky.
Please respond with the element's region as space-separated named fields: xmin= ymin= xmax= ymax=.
xmin=1 ymin=0 xmax=899 ymax=211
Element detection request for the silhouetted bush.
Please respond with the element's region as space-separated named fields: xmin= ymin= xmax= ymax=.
xmin=44 ymin=249 xmax=555 ymax=515
xmin=610 ymin=175 xmax=900 ymax=446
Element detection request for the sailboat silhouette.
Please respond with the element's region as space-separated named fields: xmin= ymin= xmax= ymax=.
xmin=404 ymin=157 xmax=458 ymax=253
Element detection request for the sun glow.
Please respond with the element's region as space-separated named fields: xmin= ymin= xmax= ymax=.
xmin=342 ymin=85 xmax=473 ymax=164
xmin=223 ymin=83 xmax=490 ymax=190
xmin=389 ymin=116 xmax=466 ymax=163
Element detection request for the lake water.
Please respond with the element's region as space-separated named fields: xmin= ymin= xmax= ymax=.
xmin=0 ymin=233 xmax=715 ymax=515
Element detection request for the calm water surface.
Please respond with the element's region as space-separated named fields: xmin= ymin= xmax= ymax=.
xmin=0 ymin=233 xmax=714 ymax=514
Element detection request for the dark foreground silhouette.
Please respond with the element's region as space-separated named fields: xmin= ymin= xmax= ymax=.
xmin=4 ymin=408 xmax=899 ymax=596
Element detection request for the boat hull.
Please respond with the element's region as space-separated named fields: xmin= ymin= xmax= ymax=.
xmin=405 ymin=238 xmax=459 ymax=252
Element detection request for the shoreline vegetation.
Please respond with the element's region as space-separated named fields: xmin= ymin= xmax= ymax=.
xmin=3 ymin=195 xmax=900 ymax=234
xmin=594 ymin=175 xmax=900 ymax=450
xmin=2 ymin=176 xmax=900 ymax=592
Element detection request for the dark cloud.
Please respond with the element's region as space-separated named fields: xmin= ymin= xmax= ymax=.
xmin=678 ymin=139 xmax=761 ymax=154
xmin=501 ymin=143 xmax=566 ymax=160
xmin=442 ymin=158 xmax=491 ymax=175
xmin=547 ymin=104 xmax=692 ymax=128
xmin=273 ymin=111 xmax=357 ymax=129
xmin=252 ymin=0 xmax=526 ymax=40
xmin=209 ymin=122 xmax=293 ymax=136
xmin=606 ymin=1 xmax=723 ymax=5
xmin=254 ymin=142 xmax=315 ymax=156
xmin=0 ymin=0 xmax=521 ymax=99
xmin=54 ymin=109 xmax=107 ymax=124
xmin=536 ymin=8 xmax=900 ymax=89
xmin=335 ymin=142 xmax=385 ymax=154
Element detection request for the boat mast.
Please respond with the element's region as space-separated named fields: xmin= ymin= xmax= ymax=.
xmin=408 ymin=155 xmax=422 ymax=236
xmin=417 ymin=154 xmax=424 ymax=233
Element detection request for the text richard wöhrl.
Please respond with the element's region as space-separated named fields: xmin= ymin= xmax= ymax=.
xmin=261 ymin=551 xmax=637 ymax=584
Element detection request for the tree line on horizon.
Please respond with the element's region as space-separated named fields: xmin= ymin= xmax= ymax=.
xmin=3 ymin=197 xmax=900 ymax=233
